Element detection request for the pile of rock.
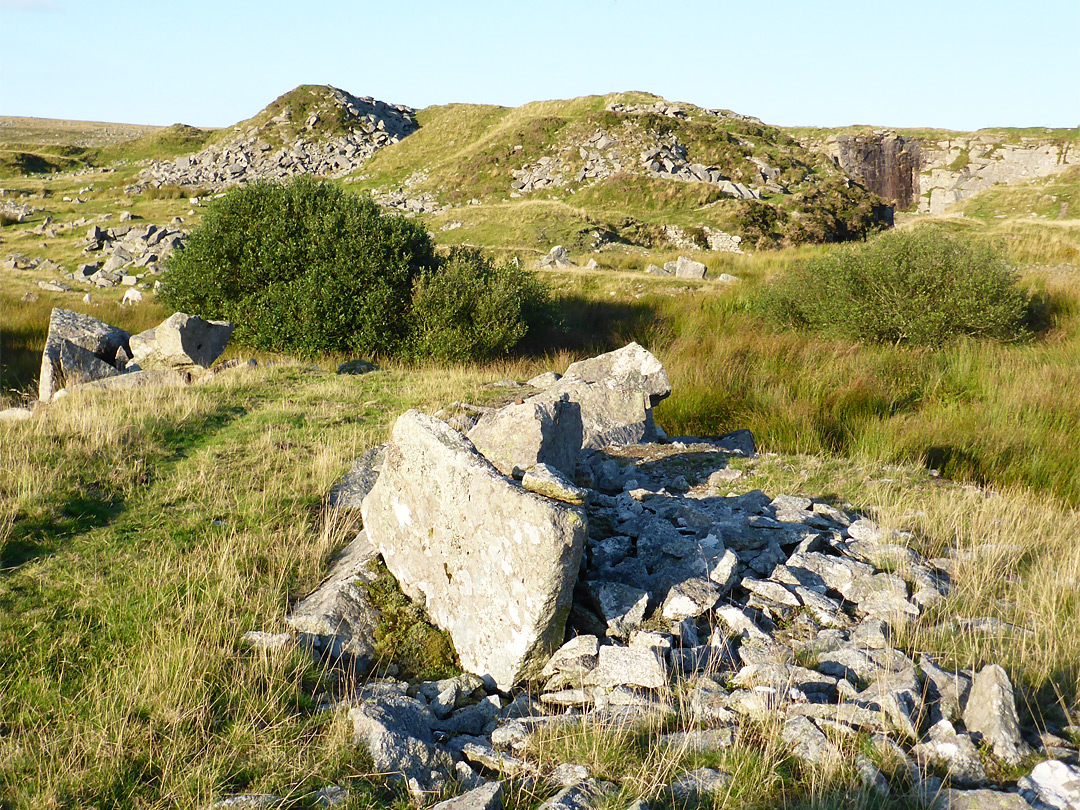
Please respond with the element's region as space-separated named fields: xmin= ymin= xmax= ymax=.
xmin=132 ymin=88 xmax=416 ymax=193
xmin=511 ymin=157 xmax=568 ymax=194
xmin=245 ymin=343 xmax=1079 ymax=809
xmin=536 ymin=245 xmax=576 ymax=270
xmin=78 ymin=222 xmax=186 ymax=287
xmin=662 ymin=225 xmax=744 ymax=255
xmin=574 ymin=130 xmax=624 ymax=183
xmin=35 ymin=307 xmax=233 ymax=403
xmin=641 ymin=142 xmax=761 ymax=199
xmin=607 ymin=101 xmax=691 ymax=120
xmin=0 ymin=199 xmax=38 ymax=223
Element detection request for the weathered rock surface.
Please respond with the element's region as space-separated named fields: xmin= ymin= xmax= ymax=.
xmin=1018 ymin=759 xmax=1080 ymax=809
xmin=129 ymin=312 xmax=233 ymax=371
xmin=963 ymin=664 xmax=1030 ymax=766
xmin=362 ymin=410 xmax=587 ymax=689
xmin=38 ymin=308 xmax=130 ymax=401
xmin=430 ymin=781 xmax=503 ymax=810
xmin=467 ymin=399 xmax=582 ymax=479
xmin=284 ymin=532 xmax=382 ymax=671
xmin=328 ymin=445 xmax=386 ymax=511
xmin=349 ymin=695 xmax=451 ymax=799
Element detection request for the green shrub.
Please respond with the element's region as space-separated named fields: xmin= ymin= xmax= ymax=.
xmin=407 ymin=247 xmax=550 ymax=362
xmin=159 ymin=176 xmax=437 ymax=357
xmin=762 ymin=228 xmax=1030 ymax=346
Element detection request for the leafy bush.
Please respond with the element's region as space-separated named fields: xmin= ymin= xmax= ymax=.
xmin=407 ymin=247 xmax=550 ymax=362
xmin=762 ymin=228 xmax=1030 ymax=346
xmin=161 ymin=176 xmax=548 ymax=361
xmin=160 ymin=176 xmax=437 ymax=357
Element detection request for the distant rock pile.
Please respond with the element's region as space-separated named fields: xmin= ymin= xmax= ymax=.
xmin=236 ymin=343 xmax=1080 ymax=809
xmin=78 ymin=221 xmax=186 ymax=287
xmin=132 ymin=87 xmax=416 ymax=193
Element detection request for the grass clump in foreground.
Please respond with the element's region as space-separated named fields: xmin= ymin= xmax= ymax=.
xmin=159 ymin=176 xmax=549 ymax=362
xmin=761 ymin=228 xmax=1030 ymax=346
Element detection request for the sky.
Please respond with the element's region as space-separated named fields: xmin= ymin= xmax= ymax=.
xmin=2 ymin=0 xmax=1078 ymax=131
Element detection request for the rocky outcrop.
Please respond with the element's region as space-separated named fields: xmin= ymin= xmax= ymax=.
xmin=361 ymin=410 xmax=588 ymax=690
xmin=824 ymin=133 xmax=922 ymax=210
xmin=816 ymin=129 xmax=1075 ymax=214
xmin=133 ymin=87 xmax=417 ymax=193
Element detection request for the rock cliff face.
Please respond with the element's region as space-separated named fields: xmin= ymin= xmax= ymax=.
xmin=812 ymin=130 xmax=1076 ymax=214
xmin=824 ymin=133 xmax=922 ymax=210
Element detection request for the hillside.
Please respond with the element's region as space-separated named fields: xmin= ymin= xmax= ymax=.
xmin=346 ymin=91 xmax=890 ymax=253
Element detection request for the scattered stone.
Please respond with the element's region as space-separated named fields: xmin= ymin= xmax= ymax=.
xmin=664 ymin=256 xmax=707 ymax=279
xmin=430 ymin=781 xmax=503 ymax=810
xmin=963 ymin=664 xmax=1030 ymax=766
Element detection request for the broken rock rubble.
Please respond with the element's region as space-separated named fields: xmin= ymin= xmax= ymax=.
xmin=242 ymin=343 xmax=1073 ymax=810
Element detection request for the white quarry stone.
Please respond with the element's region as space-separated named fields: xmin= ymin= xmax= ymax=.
xmin=362 ymin=410 xmax=587 ymax=690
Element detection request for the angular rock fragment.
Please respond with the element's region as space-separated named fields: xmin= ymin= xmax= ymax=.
xmin=429 ymin=786 xmax=501 ymax=810
xmin=57 ymin=339 xmax=119 ymax=387
xmin=963 ymin=664 xmax=1031 ymax=766
xmin=1018 ymin=759 xmax=1080 ymax=810
xmin=38 ymin=308 xmax=130 ymax=401
xmin=129 ymin=312 xmax=232 ymax=370
xmin=582 ymin=645 xmax=667 ymax=690
xmin=349 ymin=695 xmax=451 ymax=799
xmin=362 ymin=410 xmax=587 ymax=690
xmin=327 ymin=445 xmax=385 ymax=511
xmin=522 ymin=463 xmax=588 ymax=504
xmin=467 ymin=399 xmax=582 ymax=479
xmin=284 ymin=532 xmax=381 ymax=671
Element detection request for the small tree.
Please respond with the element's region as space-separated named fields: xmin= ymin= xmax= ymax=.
xmin=160 ymin=176 xmax=437 ymax=357
xmin=762 ymin=228 xmax=1029 ymax=347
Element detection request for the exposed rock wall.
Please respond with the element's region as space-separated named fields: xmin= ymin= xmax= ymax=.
xmin=814 ymin=130 xmax=1076 ymax=214
xmin=824 ymin=133 xmax=921 ymax=210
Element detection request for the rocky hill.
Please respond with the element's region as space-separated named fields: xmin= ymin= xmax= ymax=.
xmin=129 ymin=85 xmax=417 ymax=192
xmin=348 ymin=91 xmax=891 ymax=251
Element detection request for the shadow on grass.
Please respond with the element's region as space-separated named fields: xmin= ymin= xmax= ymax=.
xmin=0 ymin=400 xmax=251 ymax=575
xmin=522 ymin=296 xmax=667 ymax=358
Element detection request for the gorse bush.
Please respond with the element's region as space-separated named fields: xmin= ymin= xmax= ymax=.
xmin=761 ymin=228 xmax=1030 ymax=347
xmin=160 ymin=176 xmax=546 ymax=360
xmin=408 ymin=247 xmax=550 ymax=362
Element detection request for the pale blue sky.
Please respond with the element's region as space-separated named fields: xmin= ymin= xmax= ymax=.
xmin=2 ymin=0 xmax=1077 ymax=131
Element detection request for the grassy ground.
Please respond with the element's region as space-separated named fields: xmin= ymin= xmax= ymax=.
xmin=3 ymin=361 xmax=1077 ymax=808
